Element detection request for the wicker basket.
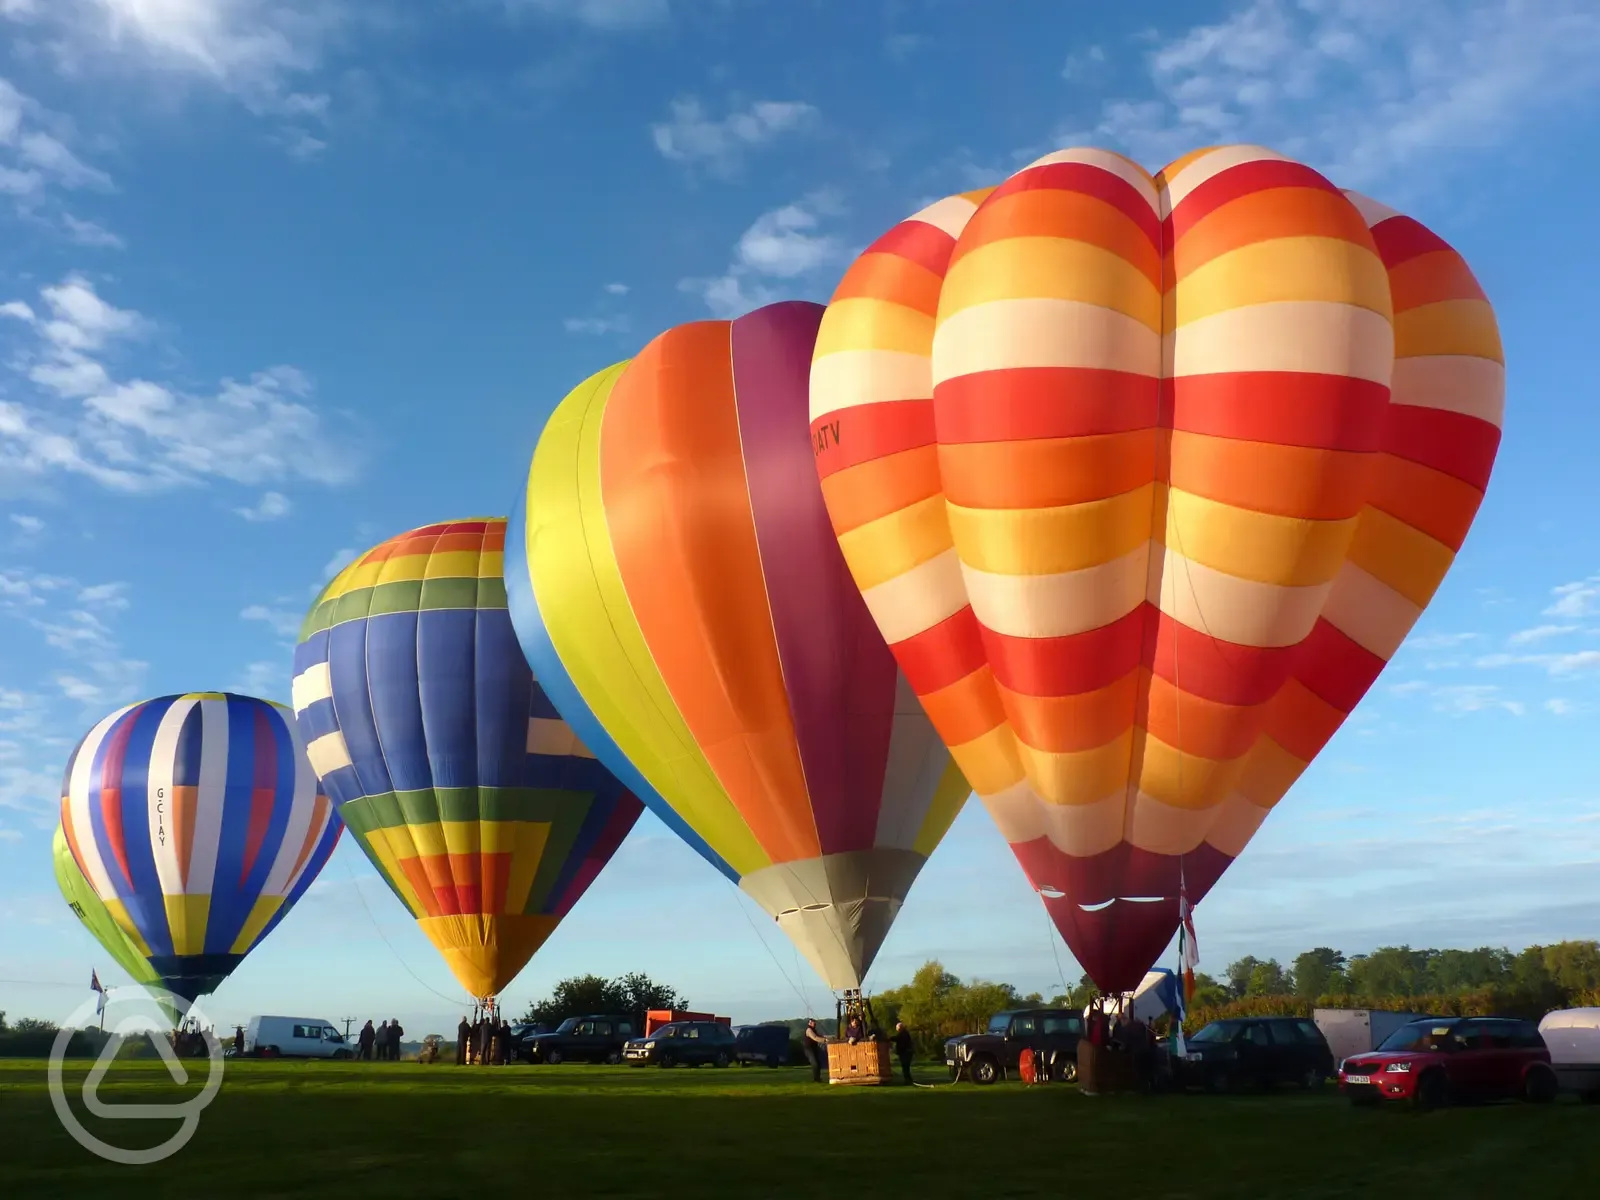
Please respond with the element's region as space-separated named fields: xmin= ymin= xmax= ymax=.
xmin=827 ymin=1040 xmax=893 ymax=1086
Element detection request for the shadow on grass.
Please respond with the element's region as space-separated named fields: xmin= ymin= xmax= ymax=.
xmin=3 ymin=1060 xmax=1596 ymax=1198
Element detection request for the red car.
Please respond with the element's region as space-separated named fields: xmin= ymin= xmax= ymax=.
xmin=1338 ymin=1016 xmax=1559 ymax=1109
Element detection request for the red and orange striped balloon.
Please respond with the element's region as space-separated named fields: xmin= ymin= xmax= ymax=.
xmin=810 ymin=145 xmax=1503 ymax=992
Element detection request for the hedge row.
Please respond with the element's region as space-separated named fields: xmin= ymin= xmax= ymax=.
xmin=1178 ymin=985 xmax=1600 ymax=1030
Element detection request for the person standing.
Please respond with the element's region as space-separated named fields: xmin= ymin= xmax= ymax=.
xmin=456 ymin=1016 xmax=470 ymax=1066
xmin=233 ymin=1026 xmax=245 ymax=1057
xmin=497 ymin=1019 xmax=512 ymax=1066
xmin=892 ymin=1021 xmax=915 ymax=1085
xmin=376 ymin=1021 xmax=389 ymax=1061
xmin=358 ymin=1020 xmax=375 ymax=1061
xmin=802 ymin=1018 xmax=828 ymax=1084
xmin=389 ymin=1018 xmax=405 ymax=1061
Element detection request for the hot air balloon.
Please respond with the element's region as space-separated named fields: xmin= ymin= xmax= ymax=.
xmin=290 ymin=518 xmax=644 ymax=1003
xmin=809 ymin=145 xmax=1503 ymax=993
xmin=505 ymin=300 xmax=970 ymax=992
xmin=58 ymin=692 xmax=343 ymax=1006
xmin=53 ymin=825 xmax=164 ymax=989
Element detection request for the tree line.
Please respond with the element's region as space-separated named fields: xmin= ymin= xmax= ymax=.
xmin=518 ymin=972 xmax=687 ymax=1031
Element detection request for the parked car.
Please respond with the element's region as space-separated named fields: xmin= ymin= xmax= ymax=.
xmin=508 ymin=1021 xmax=555 ymax=1062
xmin=1176 ymin=1017 xmax=1334 ymax=1092
xmin=734 ymin=1024 xmax=793 ymax=1067
xmin=623 ymin=1020 xmax=738 ymax=1068
xmin=1314 ymin=1007 xmax=1439 ymax=1067
xmin=521 ymin=1014 xmax=638 ymax=1064
xmin=1538 ymin=1008 xmax=1600 ymax=1103
xmin=1338 ymin=1016 xmax=1557 ymax=1109
xmin=944 ymin=1008 xmax=1085 ymax=1084
xmin=244 ymin=1016 xmax=354 ymax=1059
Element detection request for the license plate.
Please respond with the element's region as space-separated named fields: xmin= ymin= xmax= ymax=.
xmin=945 ymin=1059 xmax=956 ymax=1067
xmin=1345 ymin=1074 xmax=1371 ymax=1085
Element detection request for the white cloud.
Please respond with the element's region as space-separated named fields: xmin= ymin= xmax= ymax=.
xmin=62 ymin=212 xmax=125 ymax=248
xmin=321 ymin=546 xmax=358 ymax=580
xmin=241 ymin=602 xmax=301 ymax=639
xmin=1546 ymin=575 xmax=1600 ymax=619
xmin=228 ymin=659 xmax=288 ymax=701
xmin=1401 ymin=631 xmax=1480 ymax=651
xmin=1430 ymin=684 xmax=1523 ymax=717
xmin=1056 ymin=0 xmax=1600 ymax=191
xmin=604 ymin=282 xmax=628 ymax=295
xmin=5 ymin=0 xmax=335 ymax=113
xmin=235 ymin=490 xmax=291 ymax=521
xmin=562 ymin=315 xmax=630 ymax=336
xmin=1546 ymin=698 xmax=1574 ymax=716
xmin=9 ymin=513 xmax=43 ymax=534
xmin=499 ymin=0 xmax=670 ymax=30
xmin=681 ymin=193 xmax=846 ymax=319
xmin=1061 ymin=43 xmax=1107 ymax=81
xmin=0 ymin=274 xmax=362 ymax=495
xmin=651 ymin=97 xmax=819 ymax=170
xmin=0 ymin=77 xmax=112 ymax=209
xmin=1508 ymin=623 xmax=1580 ymax=646
xmin=1475 ymin=649 xmax=1600 ymax=676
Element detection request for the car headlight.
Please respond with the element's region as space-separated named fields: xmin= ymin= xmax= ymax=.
xmin=644 ymin=1041 xmax=656 ymax=1050
xmin=1385 ymin=1062 xmax=1412 ymax=1073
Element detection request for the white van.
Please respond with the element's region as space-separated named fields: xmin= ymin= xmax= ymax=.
xmin=1536 ymin=1008 xmax=1600 ymax=1103
xmin=245 ymin=1016 xmax=354 ymax=1059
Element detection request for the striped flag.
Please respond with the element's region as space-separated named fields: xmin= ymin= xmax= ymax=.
xmin=1178 ymin=894 xmax=1199 ymax=1009
xmin=90 ymin=969 xmax=105 ymax=1018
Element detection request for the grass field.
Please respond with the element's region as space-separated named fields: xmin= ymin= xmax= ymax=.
xmin=3 ymin=1057 xmax=1597 ymax=1198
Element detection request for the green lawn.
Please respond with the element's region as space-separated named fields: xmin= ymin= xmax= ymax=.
xmin=2 ymin=1057 xmax=1595 ymax=1198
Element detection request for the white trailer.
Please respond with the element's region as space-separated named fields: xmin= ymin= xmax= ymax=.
xmin=244 ymin=1015 xmax=354 ymax=1059
xmin=1313 ymin=1008 xmax=1436 ymax=1067
xmin=1537 ymin=1008 xmax=1600 ymax=1103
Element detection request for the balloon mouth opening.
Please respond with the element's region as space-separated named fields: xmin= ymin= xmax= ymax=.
xmin=1038 ymin=888 xmax=1172 ymax=911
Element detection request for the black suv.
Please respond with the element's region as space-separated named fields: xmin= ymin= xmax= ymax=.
xmin=522 ymin=1014 xmax=638 ymax=1064
xmin=945 ymin=1008 xmax=1085 ymax=1084
xmin=1176 ymin=1017 xmax=1335 ymax=1092
xmin=623 ymin=1021 xmax=738 ymax=1068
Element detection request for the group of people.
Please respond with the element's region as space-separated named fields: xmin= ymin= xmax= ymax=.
xmin=1079 ymin=1003 xmax=1162 ymax=1091
xmin=456 ymin=1011 xmax=513 ymax=1066
xmin=799 ymin=1014 xmax=919 ymax=1085
xmin=356 ymin=1018 xmax=406 ymax=1060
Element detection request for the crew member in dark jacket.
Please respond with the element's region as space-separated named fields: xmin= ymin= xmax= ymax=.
xmin=358 ymin=1020 xmax=375 ymax=1061
xmin=802 ymin=1018 xmax=827 ymax=1083
xmin=388 ymin=1019 xmax=405 ymax=1061
xmin=892 ymin=1021 xmax=915 ymax=1085
xmin=498 ymin=1020 xmax=513 ymax=1065
xmin=456 ymin=1017 xmax=470 ymax=1066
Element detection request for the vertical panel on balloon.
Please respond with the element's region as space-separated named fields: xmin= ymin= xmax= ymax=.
xmin=601 ymin=321 xmax=820 ymax=864
xmin=731 ymin=300 xmax=897 ymax=856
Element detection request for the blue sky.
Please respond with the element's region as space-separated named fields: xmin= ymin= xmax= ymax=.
xmin=3 ymin=0 xmax=1600 ymax=1038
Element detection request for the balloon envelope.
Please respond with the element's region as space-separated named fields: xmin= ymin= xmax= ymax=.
xmin=506 ymin=300 xmax=970 ymax=991
xmin=809 ymin=146 xmax=1503 ymax=992
xmin=59 ymin=692 xmax=343 ymax=1004
xmin=52 ymin=825 xmax=163 ymax=989
xmin=291 ymin=517 xmax=644 ymax=1000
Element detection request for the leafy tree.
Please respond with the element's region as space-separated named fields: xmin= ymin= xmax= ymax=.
xmin=520 ymin=973 xmax=685 ymax=1029
xmin=1246 ymin=960 xmax=1289 ymax=996
xmin=1347 ymin=946 xmax=1432 ymax=998
xmin=1225 ymin=956 xmax=1262 ymax=998
xmin=1540 ymin=940 xmax=1600 ymax=991
xmin=1292 ymin=948 xmax=1348 ymax=998
xmin=1189 ymin=973 xmax=1230 ymax=1008
xmin=1428 ymin=947 xmax=1511 ymax=993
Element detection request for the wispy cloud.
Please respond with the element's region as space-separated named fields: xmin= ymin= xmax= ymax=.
xmin=651 ymin=97 xmax=819 ymax=173
xmin=0 ymin=274 xmax=363 ymax=496
xmin=0 ymin=77 xmax=113 ymax=214
xmin=1508 ymin=623 xmax=1581 ymax=646
xmin=1429 ymin=684 xmax=1523 ymax=717
xmin=61 ymin=213 xmax=124 ymax=248
xmin=241 ymin=602 xmax=302 ymax=639
xmin=562 ymin=315 xmax=630 ymax=335
xmin=681 ymin=191 xmax=846 ymax=319
xmin=497 ymin=0 xmax=671 ymax=31
xmin=228 ymin=659 xmax=288 ymax=702
xmin=1545 ymin=574 xmax=1600 ymax=619
xmin=235 ymin=490 xmax=292 ymax=521
xmin=8 ymin=513 xmax=43 ymax=535
xmin=1055 ymin=0 xmax=1600 ymax=192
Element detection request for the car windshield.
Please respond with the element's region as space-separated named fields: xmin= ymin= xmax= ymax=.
xmin=1377 ymin=1022 xmax=1458 ymax=1052
xmin=553 ymin=1018 xmax=579 ymax=1035
xmin=987 ymin=1013 xmax=1013 ymax=1035
xmin=1188 ymin=1021 xmax=1242 ymax=1044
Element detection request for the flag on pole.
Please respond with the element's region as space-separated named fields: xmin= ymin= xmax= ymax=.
xmin=1179 ymin=892 xmax=1200 ymax=1008
xmin=90 ymin=969 xmax=106 ymax=1018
